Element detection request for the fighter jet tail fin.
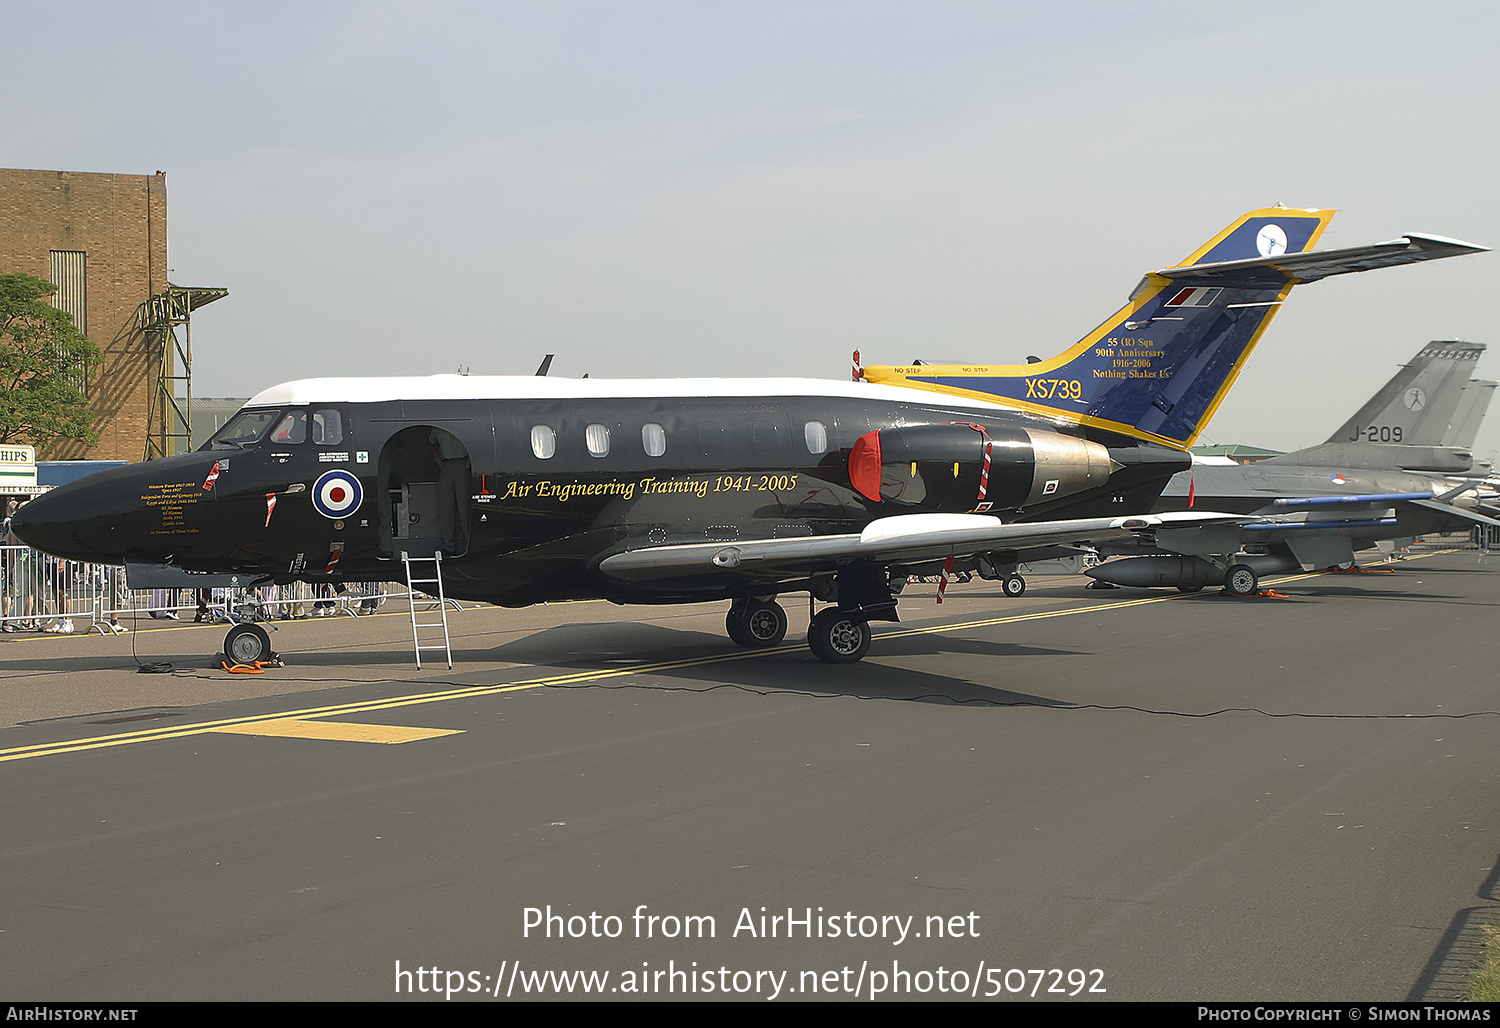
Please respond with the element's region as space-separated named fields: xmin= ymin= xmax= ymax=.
xmin=1324 ymin=341 xmax=1486 ymax=447
xmin=861 ymin=209 xmax=1487 ymax=449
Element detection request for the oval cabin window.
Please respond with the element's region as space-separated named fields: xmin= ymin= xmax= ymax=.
xmin=531 ymin=424 xmax=557 ymax=459
xmin=804 ymin=420 xmax=828 ymax=454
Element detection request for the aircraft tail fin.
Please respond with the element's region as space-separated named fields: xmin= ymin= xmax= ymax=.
xmin=1262 ymin=340 xmax=1491 ymax=473
xmin=860 ymin=209 xmax=1488 ymax=448
xmin=1323 ymin=341 xmax=1486 ymax=447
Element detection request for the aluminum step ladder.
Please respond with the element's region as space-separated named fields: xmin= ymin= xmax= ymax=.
xmin=402 ymin=551 xmax=452 ymax=669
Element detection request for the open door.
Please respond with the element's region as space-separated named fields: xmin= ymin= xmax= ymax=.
xmin=378 ymin=426 xmax=472 ymax=558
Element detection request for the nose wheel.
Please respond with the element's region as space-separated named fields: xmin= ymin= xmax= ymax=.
xmin=223 ymin=623 xmax=274 ymax=666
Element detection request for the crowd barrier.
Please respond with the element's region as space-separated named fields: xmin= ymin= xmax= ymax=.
xmin=0 ymin=544 xmax=418 ymax=635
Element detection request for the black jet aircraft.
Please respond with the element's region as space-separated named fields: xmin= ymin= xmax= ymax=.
xmin=12 ymin=207 xmax=1487 ymax=663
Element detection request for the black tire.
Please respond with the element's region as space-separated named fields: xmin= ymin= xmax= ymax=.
xmin=807 ymin=609 xmax=872 ymax=664
xmin=742 ymin=599 xmax=787 ymax=647
xmin=726 ymin=599 xmax=786 ymax=648
xmin=1223 ymin=563 xmax=1259 ymax=597
xmin=1002 ymin=574 xmax=1026 ymax=598
xmin=1176 ymin=584 xmax=1204 ymax=594
xmin=725 ymin=609 xmax=751 ymax=647
xmin=224 ymin=623 xmax=272 ymax=665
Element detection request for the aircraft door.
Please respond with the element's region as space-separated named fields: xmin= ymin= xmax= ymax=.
xmin=378 ymin=426 xmax=472 ymax=558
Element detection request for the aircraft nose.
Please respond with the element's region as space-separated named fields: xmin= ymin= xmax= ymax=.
xmin=9 ymin=479 xmax=106 ymax=561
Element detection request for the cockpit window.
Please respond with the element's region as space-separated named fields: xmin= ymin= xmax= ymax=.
xmin=205 ymin=409 xmax=282 ymax=449
xmin=270 ymin=411 xmax=307 ymax=444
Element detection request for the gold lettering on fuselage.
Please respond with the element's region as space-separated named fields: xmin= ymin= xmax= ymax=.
xmin=142 ymin=482 xmax=202 ymax=535
xmin=494 ymin=473 xmax=802 ymax=504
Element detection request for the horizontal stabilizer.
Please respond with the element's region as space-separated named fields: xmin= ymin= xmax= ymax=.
xmin=1158 ymin=234 xmax=1489 ymax=286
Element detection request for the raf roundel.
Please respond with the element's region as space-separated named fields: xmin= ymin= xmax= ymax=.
xmin=312 ymin=469 xmax=363 ymax=520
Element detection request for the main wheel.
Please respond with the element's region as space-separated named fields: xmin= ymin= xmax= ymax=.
xmin=807 ymin=608 xmax=872 ymax=664
xmin=726 ymin=599 xmax=787 ymax=648
xmin=223 ymin=623 xmax=272 ymax=665
xmin=1223 ymin=563 xmax=1259 ymax=597
xmin=1002 ymin=574 xmax=1026 ymax=598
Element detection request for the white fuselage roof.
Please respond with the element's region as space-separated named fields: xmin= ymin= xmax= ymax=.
xmin=244 ymin=374 xmax=1031 ymax=416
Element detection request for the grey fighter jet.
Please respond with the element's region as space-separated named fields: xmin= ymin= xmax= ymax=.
xmin=1087 ymin=341 xmax=1500 ymax=594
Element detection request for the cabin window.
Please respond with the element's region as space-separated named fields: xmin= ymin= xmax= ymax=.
xmin=312 ymin=409 xmax=342 ymax=445
xmin=270 ymin=411 xmax=306 ymax=444
xmin=530 ymin=424 xmax=557 ymax=459
xmin=642 ymin=423 xmax=666 ymax=457
xmin=586 ymin=423 xmax=611 ymax=458
xmin=207 ymin=409 xmax=280 ymax=449
xmin=804 ymin=420 xmax=828 ymax=454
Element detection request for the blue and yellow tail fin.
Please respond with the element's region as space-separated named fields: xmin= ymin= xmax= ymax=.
xmin=862 ymin=208 xmax=1484 ymax=448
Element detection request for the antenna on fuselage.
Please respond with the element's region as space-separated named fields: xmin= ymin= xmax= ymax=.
xmin=535 ymin=354 xmax=554 ymax=376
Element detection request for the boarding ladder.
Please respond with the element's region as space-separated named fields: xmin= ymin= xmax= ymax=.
xmin=402 ymin=551 xmax=453 ymax=669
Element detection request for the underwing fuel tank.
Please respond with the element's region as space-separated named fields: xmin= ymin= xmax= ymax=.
xmin=1085 ymin=554 xmax=1299 ymax=589
xmin=848 ymin=423 xmax=1116 ymax=511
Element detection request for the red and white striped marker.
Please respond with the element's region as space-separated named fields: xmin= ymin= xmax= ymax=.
xmin=264 ymin=492 xmax=277 ymax=527
xmin=936 ymin=555 xmax=955 ymax=603
xmin=852 ymin=350 xmax=862 ymax=382
xmin=325 ymin=541 xmax=344 ymax=575
xmin=201 ymin=461 xmax=221 ymax=492
xmin=977 ymin=438 xmax=992 ymax=505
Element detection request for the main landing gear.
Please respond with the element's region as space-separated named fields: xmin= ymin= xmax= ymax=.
xmin=724 ymin=567 xmax=898 ymax=665
xmin=806 ymin=608 xmax=872 ymax=664
xmin=1222 ymin=563 xmax=1259 ymax=597
xmin=725 ymin=598 xmax=788 ymax=648
xmin=724 ymin=598 xmax=875 ymax=664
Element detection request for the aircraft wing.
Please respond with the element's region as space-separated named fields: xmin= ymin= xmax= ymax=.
xmin=1156 ymin=233 xmax=1488 ymax=286
xmin=598 ymin=511 xmax=1242 ymax=583
xmin=1401 ymin=498 xmax=1500 ymax=529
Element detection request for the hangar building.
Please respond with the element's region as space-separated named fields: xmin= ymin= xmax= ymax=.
xmin=0 ymin=167 xmax=224 ymax=461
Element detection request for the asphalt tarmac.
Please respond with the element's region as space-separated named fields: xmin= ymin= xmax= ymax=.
xmin=1 ymin=545 xmax=1497 ymax=1002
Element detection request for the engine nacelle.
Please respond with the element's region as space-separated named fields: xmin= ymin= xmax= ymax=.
xmin=848 ymin=423 xmax=1114 ymax=512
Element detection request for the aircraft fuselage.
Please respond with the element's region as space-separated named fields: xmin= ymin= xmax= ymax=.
xmin=14 ymin=378 xmax=1186 ymax=607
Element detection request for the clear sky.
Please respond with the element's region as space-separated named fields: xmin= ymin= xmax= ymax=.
xmin=5 ymin=1 xmax=1498 ymax=458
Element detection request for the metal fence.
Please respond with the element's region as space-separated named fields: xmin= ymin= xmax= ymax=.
xmin=0 ymin=544 xmax=415 ymax=636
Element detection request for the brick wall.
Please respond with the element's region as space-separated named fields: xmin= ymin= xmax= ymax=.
xmin=0 ymin=168 xmax=169 ymax=461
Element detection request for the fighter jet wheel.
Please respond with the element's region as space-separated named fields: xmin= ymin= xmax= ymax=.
xmin=807 ymin=609 xmax=872 ymax=664
xmin=224 ymin=623 xmax=273 ymax=666
xmin=726 ymin=599 xmax=787 ymax=648
xmin=1176 ymin=584 xmax=1204 ymax=594
xmin=1002 ymin=574 xmax=1026 ymax=598
xmin=1223 ymin=564 xmax=1259 ymax=597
